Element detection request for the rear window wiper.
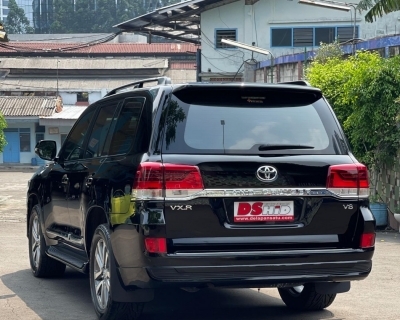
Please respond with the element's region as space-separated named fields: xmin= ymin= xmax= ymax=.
xmin=258 ymin=144 xmax=315 ymax=151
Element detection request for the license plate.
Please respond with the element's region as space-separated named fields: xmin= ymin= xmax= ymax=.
xmin=233 ymin=201 xmax=294 ymax=222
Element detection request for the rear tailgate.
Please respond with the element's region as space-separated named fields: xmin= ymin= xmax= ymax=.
xmin=157 ymin=84 xmax=368 ymax=253
xmin=162 ymin=155 xmax=362 ymax=253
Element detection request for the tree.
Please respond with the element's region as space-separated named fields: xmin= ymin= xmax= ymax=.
xmin=306 ymin=51 xmax=400 ymax=173
xmin=50 ymin=0 xmax=182 ymax=34
xmin=5 ymin=0 xmax=34 ymax=34
xmin=0 ymin=112 xmax=7 ymax=153
xmin=357 ymin=0 xmax=400 ymax=22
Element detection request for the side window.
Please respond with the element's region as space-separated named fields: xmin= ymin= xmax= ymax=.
xmin=85 ymin=102 xmax=118 ymax=158
xmin=108 ymin=97 xmax=145 ymax=156
xmin=59 ymin=109 xmax=96 ymax=161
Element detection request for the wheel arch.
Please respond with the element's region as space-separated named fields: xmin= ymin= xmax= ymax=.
xmin=27 ymin=194 xmax=40 ymax=238
xmin=85 ymin=206 xmax=109 ymax=255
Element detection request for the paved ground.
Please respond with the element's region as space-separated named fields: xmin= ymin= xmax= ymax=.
xmin=0 ymin=171 xmax=400 ymax=320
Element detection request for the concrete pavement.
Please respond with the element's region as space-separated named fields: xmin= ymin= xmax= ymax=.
xmin=0 ymin=172 xmax=400 ymax=320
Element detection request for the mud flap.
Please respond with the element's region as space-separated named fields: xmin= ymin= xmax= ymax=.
xmin=110 ymin=249 xmax=154 ymax=303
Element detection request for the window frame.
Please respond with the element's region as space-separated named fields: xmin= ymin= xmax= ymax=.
xmin=270 ymin=25 xmax=359 ymax=48
xmin=214 ymin=28 xmax=238 ymax=49
xmin=57 ymin=107 xmax=97 ymax=162
xmin=19 ymin=128 xmax=31 ymax=152
xmin=106 ymin=97 xmax=147 ymax=157
xmin=85 ymin=101 xmax=120 ymax=159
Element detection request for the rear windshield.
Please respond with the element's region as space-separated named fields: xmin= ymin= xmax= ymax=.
xmin=161 ymin=87 xmax=345 ymax=155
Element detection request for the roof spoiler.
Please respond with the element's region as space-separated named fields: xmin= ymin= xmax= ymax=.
xmin=105 ymin=76 xmax=171 ymax=97
xmin=278 ymin=80 xmax=311 ymax=87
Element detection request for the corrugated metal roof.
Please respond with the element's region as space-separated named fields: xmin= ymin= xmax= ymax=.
xmin=40 ymin=106 xmax=87 ymax=119
xmin=114 ymin=0 xmax=239 ymax=43
xmin=0 ymin=96 xmax=56 ymax=116
xmin=0 ymin=58 xmax=168 ymax=70
xmin=0 ymin=42 xmax=198 ymax=54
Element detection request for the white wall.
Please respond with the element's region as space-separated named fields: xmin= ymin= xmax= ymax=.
xmin=89 ymin=92 xmax=103 ymax=104
xmin=60 ymin=92 xmax=78 ymax=105
xmin=201 ymin=0 xmax=361 ymax=74
xmin=59 ymin=91 xmax=103 ymax=105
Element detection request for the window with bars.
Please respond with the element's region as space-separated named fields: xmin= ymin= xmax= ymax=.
xmin=215 ymin=29 xmax=237 ymax=49
xmin=271 ymin=26 xmax=359 ymax=47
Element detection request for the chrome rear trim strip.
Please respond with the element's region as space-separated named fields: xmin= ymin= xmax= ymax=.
xmin=162 ymin=188 xmax=365 ymax=201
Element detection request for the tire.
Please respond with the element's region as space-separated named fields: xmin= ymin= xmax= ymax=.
xmin=278 ymin=284 xmax=336 ymax=311
xmin=89 ymin=224 xmax=144 ymax=320
xmin=28 ymin=205 xmax=66 ymax=278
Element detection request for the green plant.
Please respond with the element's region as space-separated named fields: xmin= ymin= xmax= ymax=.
xmin=0 ymin=111 xmax=6 ymax=153
xmin=312 ymin=41 xmax=343 ymax=64
xmin=369 ymin=194 xmax=381 ymax=203
xmin=306 ymin=51 xmax=400 ymax=195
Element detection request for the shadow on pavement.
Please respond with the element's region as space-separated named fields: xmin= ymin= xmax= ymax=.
xmin=2 ymin=268 xmax=339 ymax=320
xmin=142 ymin=287 xmax=338 ymax=320
xmin=1 ymin=268 xmax=95 ymax=320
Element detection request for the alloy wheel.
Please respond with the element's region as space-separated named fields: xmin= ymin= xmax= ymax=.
xmin=31 ymin=216 xmax=41 ymax=268
xmin=93 ymin=239 xmax=110 ymax=310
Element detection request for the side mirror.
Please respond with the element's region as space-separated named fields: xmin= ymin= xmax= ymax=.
xmin=35 ymin=140 xmax=57 ymax=161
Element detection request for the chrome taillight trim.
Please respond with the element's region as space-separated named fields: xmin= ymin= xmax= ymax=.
xmin=133 ymin=187 xmax=369 ymax=201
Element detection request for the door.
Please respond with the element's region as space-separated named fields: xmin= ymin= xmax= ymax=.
xmin=48 ymin=108 xmax=96 ymax=248
xmin=3 ymin=130 xmax=20 ymax=163
xmin=67 ymin=99 xmax=120 ymax=249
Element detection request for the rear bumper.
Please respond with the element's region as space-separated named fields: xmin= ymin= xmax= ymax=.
xmin=117 ymin=248 xmax=373 ymax=289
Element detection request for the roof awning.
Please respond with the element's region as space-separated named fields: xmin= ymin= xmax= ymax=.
xmin=114 ymin=0 xmax=240 ymax=44
xmin=39 ymin=106 xmax=87 ymax=126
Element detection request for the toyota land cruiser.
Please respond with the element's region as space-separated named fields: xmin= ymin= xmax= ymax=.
xmin=28 ymin=77 xmax=375 ymax=320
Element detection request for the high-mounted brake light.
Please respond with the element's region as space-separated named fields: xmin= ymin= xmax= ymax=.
xmin=132 ymin=162 xmax=204 ymax=200
xmin=327 ymin=164 xmax=369 ymax=198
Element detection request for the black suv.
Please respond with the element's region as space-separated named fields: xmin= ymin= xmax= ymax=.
xmin=28 ymin=77 xmax=375 ymax=320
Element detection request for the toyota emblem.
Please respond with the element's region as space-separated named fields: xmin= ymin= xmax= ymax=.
xmin=256 ymin=165 xmax=278 ymax=182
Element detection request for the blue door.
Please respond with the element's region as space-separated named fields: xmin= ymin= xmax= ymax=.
xmin=3 ymin=131 xmax=20 ymax=163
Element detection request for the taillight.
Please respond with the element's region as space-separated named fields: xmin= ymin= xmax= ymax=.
xmin=327 ymin=164 xmax=369 ymax=197
xmin=360 ymin=233 xmax=375 ymax=248
xmin=132 ymin=162 xmax=163 ymax=199
xmin=132 ymin=162 xmax=204 ymax=199
xmin=145 ymin=238 xmax=167 ymax=253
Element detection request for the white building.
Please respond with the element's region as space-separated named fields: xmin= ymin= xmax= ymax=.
xmin=0 ymin=0 xmax=9 ymax=23
xmin=15 ymin=0 xmax=33 ymax=25
xmin=114 ymin=0 xmax=400 ymax=81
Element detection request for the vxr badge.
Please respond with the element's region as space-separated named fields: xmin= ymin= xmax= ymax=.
xmin=170 ymin=205 xmax=193 ymax=211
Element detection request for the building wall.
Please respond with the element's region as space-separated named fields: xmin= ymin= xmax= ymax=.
xmin=165 ymin=69 xmax=196 ymax=83
xmin=0 ymin=0 xmax=8 ymax=22
xmin=15 ymin=0 xmax=33 ymax=25
xmin=59 ymin=91 xmax=103 ymax=105
xmin=0 ymin=118 xmax=73 ymax=165
xmin=201 ymin=0 xmax=358 ymax=75
xmin=1 ymin=120 xmax=36 ymax=164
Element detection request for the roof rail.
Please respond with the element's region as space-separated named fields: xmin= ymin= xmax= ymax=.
xmin=105 ymin=76 xmax=171 ymax=97
xmin=278 ymin=80 xmax=311 ymax=87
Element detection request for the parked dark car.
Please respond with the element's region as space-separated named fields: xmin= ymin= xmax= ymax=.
xmin=27 ymin=77 xmax=375 ymax=320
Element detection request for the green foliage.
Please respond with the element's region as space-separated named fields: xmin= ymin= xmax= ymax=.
xmin=0 ymin=111 xmax=7 ymax=153
xmin=358 ymin=0 xmax=400 ymax=23
xmin=306 ymin=51 xmax=400 ymax=173
xmin=312 ymin=41 xmax=343 ymax=64
xmin=5 ymin=0 xmax=34 ymax=34
xmin=50 ymin=0 xmax=182 ymax=33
